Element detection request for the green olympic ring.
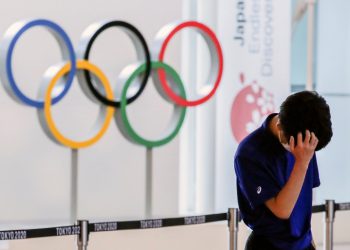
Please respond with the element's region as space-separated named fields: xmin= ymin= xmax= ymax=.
xmin=116 ymin=61 xmax=187 ymax=148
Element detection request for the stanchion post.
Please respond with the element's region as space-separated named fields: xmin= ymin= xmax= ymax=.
xmin=71 ymin=149 xmax=79 ymax=223
xmin=77 ymin=220 xmax=89 ymax=250
xmin=145 ymin=147 xmax=153 ymax=218
xmin=324 ymin=200 xmax=335 ymax=250
xmin=228 ymin=208 xmax=239 ymax=250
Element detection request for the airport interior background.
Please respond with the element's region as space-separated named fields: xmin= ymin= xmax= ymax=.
xmin=0 ymin=0 xmax=348 ymax=249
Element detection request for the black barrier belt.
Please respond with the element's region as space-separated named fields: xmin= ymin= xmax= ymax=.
xmin=7 ymin=203 xmax=349 ymax=241
xmin=0 ymin=225 xmax=81 ymax=241
xmin=89 ymin=213 xmax=228 ymax=233
xmin=311 ymin=202 xmax=350 ymax=213
xmin=312 ymin=204 xmax=326 ymax=213
xmin=0 ymin=213 xmax=227 ymax=241
xmin=335 ymin=202 xmax=350 ymax=211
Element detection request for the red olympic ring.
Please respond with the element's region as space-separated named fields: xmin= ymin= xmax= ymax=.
xmin=157 ymin=21 xmax=224 ymax=107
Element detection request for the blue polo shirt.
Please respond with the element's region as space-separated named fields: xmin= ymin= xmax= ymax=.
xmin=234 ymin=113 xmax=320 ymax=250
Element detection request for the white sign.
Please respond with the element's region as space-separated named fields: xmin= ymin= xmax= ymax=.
xmin=215 ymin=0 xmax=291 ymax=209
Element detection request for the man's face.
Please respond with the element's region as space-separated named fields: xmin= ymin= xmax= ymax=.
xmin=277 ymin=118 xmax=291 ymax=151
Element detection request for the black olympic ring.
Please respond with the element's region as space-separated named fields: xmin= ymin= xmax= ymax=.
xmin=78 ymin=20 xmax=151 ymax=107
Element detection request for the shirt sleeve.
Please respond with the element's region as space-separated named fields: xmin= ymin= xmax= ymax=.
xmin=234 ymin=155 xmax=281 ymax=209
xmin=312 ymin=155 xmax=321 ymax=188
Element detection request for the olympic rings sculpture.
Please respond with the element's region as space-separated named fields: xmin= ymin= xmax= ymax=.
xmin=0 ymin=19 xmax=223 ymax=149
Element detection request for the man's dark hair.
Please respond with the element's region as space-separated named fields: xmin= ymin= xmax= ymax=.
xmin=279 ymin=91 xmax=332 ymax=151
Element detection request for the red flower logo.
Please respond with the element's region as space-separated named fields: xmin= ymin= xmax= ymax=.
xmin=230 ymin=73 xmax=275 ymax=142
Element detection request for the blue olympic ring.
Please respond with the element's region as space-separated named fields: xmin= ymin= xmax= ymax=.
xmin=4 ymin=19 xmax=76 ymax=108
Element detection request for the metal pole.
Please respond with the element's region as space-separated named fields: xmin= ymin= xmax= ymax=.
xmin=77 ymin=220 xmax=89 ymax=250
xmin=324 ymin=200 xmax=335 ymax=250
xmin=145 ymin=147 xmax=153 ymax=218
xmin=228 ymin=208 xmax=239 ymax=250
xmin=71 ymin=149 xmax=79 ymax=223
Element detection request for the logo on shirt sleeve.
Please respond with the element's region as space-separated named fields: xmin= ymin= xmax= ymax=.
xmin=257 ymin=186 xmax=262 ymax=194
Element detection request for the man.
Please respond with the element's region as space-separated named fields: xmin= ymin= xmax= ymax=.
xmin=234 ymin=91 xmax=333 ymax=250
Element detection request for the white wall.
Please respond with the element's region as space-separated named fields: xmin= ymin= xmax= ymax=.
xmin=0 ymin=0 xmax=183 ymax=228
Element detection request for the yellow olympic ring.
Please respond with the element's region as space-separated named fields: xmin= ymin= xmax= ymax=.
xmin=43 ymin=60 xmax=115 ymax=149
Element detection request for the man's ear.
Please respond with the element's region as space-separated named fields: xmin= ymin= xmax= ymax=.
xmin=276 ymin=118 xmax=281 ymax=130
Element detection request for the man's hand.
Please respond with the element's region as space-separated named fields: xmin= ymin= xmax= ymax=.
xmin=289 ymin=130 xmax=319 ymax=169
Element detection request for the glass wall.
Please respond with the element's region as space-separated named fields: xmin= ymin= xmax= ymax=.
xmin=291 ymin=0 xmax=350 ymax=203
